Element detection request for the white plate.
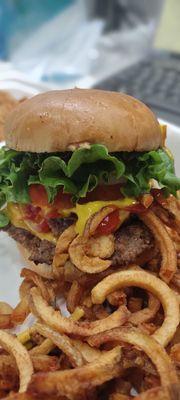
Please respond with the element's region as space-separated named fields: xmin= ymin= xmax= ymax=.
xmin=0 ymin=233 xmax=24 ymax=306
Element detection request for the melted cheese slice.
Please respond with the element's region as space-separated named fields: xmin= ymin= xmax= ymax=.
xmin=62 ymin=198 xmax=135 ymax=235
xmin=7 ymin=197 xmax=135 ymax=241
xmin=6 ymin=203 xmax=56 ymax=243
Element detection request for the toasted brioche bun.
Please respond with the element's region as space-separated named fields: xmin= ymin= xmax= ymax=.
xmin=17 ymin=243 xmax=53 ymax=279
xmin=5 ymin=88 xmax=162 ymax=153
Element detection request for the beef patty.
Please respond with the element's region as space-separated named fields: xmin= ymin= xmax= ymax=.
xmin=47 ymin=216 xmax=76 ymax=238
xmin=4 ymin=216 xmax=76 ymax=265
xmin=5 ymin=225 xmax=55 ymax=265
xmin=112 ymin=221 xmax=154 ymax=266
xmin=4 ymin=219 xmax=154 ymax=266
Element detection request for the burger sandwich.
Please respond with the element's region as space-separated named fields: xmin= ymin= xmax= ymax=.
xmin=0 ymin=89 xmax=179 ymax=277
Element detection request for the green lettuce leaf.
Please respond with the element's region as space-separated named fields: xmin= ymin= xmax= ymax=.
xmin=0 ymin=144 xmax=179 ymax=219
xmin=66 ymin=144 xmax=125 ymax=178
xmin=0 ymin=212 xmax=9 ymax=228
xmin=78 ymin=174 xmax=99 ymax=198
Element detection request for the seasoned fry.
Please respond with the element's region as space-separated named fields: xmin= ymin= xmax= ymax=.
xmin=11 ymin=296 xmax=30 ymax=325
xmin=31 ymin=355 xmax=60 ymax=372
xmin=0 ymin=302 xmax=13 ymax=314
xmin=21 ymin=268 xmax=55 ymax=304
xmin=17 ymin=328 xmax=32 ymax=345
xmin=53 ymin=225 xmax=76 ymax=275
xmin=69 ymin=234 xmax=112 ymax=273
xmin=29 ymin=338 xmax=54 ymax=356
xmin=34 ymin=323 xmax=84 ymax=367
xmin=28 ymin=346 xmax=122 ymax=397
xmin=139 ymin=211 xmax=177 ymax=282
xmin=0 ymin=314 xmax=13 ymax=329
xmin=70 ymin=339 xmax=103 ymax=362
xmin=0 ymin=353 xmax=59 ymax=374
xmin=64 ymin=260 xmax=83 ymax=282
xmin=91 ymin=269 xmax=179 ymax=346
xmin=87 ymin=328 xmax=178 ymax=386
xmin=66 ymin=280 xmax=83 ymax=313
xmin=163 ymin=195 xmax=180 ymax=232
xmin=30 ymin=287 xmax=129 ymax=337
xmin=19 ymin=280 xmax=34 ymax=300
xmin=71 ymin=306 xmax=85 ymax=320
xmin=129 ymin=293 xmax=160 ymax=326
xmin=0 ymin=330 xmax=33 ymax=392
xmin=55 ymin=225 xmax=77 ymax=254
xmin=0 ymin=302 xmax=13 ymax=328
xmin=85 ymin=234 xmax=115 ymax=258
xmin=107 ymin=290 xmax=127 ymax=307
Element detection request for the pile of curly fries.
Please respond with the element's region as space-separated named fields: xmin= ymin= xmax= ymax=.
xmin=0 ymin=193 xmax=179 ymax=400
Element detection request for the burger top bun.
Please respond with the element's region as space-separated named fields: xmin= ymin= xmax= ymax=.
xmin=5 ymin=88 xmax=162 ymax=153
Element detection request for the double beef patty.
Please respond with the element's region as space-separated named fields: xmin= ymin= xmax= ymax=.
xmin=4 ymin=218 xmax=154 ymax=266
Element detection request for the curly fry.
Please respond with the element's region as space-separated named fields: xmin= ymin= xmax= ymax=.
xmin=91 ymin=269 xmax=179 ymax=346
xmin=53 ymin=225 xmax=76 ymax=275
xmin=129 ymin=292 xmax=160 ymax=325
xmin=87 ymin=328 xmax=178 ymax=387
xmin=139 ymin=211 xmax=177 ymax=282
xmin=30 ymin=287 xmax=129 ymax=337
xmin=0 ymin=330 xmax=33 ymax=392
xmin=28 ymin=347 xmax=122 ymax=398
xmin=69 ymin=234 xmax=113 ymax=273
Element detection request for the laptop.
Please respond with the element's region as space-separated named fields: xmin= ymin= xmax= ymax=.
xmin=93 ymin=50 xmax=180 ymax=126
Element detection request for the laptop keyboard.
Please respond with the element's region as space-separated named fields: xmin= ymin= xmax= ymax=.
xmin=94 ymin=52 xmax=180 ymax=125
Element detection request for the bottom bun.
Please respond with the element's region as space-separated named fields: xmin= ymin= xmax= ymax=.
xmin=17 ymin=243 xmax=53 ymax=279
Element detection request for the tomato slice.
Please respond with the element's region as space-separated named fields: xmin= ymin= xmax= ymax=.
xmin=95 ymin=209 xmax=120 ymax=236
xmin=53 ymin=190 xmax=72 ymax=209
xmin=45 ymin=209 xmax=60 ymax=219
xmin=29 ymin=184 xmax=73 ymax=211
xmin=29 ymin=184 xmax=48 ymax=207
xmin=36 ymin=219 xmax=50 ymax=233
xmin=80 ymin=184 xmax=123 ymax=204
xmin=23 ymin=204 xmax=41 ymax=221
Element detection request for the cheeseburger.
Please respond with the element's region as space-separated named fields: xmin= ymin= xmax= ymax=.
xmin=0 ymin=89 xmax=179 ymax=272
